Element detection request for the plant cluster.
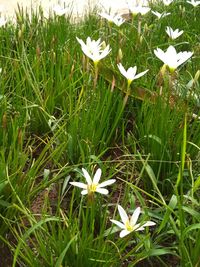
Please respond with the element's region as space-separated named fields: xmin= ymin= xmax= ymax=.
xmin=0 ymin=0 xmax=200 ymax=266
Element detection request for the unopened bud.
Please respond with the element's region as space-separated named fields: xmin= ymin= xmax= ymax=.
xmin=139 ymin=35 xmax=143 ymax=44
xmin=118 ymin=48 xmax=123 ymax=61
xmin=101 ymin=41 xmax=106 ymax=49
xmin=194 ymin=70 xmax=200 ymax=83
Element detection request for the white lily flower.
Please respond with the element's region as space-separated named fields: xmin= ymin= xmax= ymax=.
xmin=70 ymin=168 xmax=116 ymax=195
xmin=127 ymin=0 xmax=151 ymax=16
xmin=152 ymin=11 xmax=171 ymax=19
xmin=154 ymin=45 xmax=193 ymax=72
xmin=53 ymin=5 xmax=68 ymax=16
xmin=0 ymin=17 xmax=7 ymax=27
xmin=186 ymin=0 xmax=200 ymax=6
xmin=162 ymin=0 xmax=174 ymax=5
xmin=110 ymin=205 xmax=156 ymax=238
xmin=76 ymin=37 xmax=111 ymax=66
xmin=117 ymin=63 xmax=149 ymax=86
xmin=99 ymin=12 xmax=125 ymax=27
xmin=166 ymin=26 xmax=184 ymax=40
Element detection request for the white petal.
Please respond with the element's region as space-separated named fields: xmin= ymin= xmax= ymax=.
xmin=118 ymin=205 xmax=129 ymax=225
xmin=167 ymin=46 xmax=177 ymax=58
xmin=142 ymin=221 xmax=156 ymax=227
xmin=134 ymin=223 xmax=144 ymax=231
xmin=154 ymin=48 xmax=166 ymax=63
xmin=126 ymin=66 xmax=137 ymax=80
xmin=95 ymin=188 xmax=109 ymax=194
xmin=81 ymin=189 xmax=88 ymax=195
xmin=117 ymin=63 xmax=128 ymax=79
xmin=76 ymin=37 xmax=85 ymax=48
xmin=120 ymin=229 xmax=131 ymax=238
xmin=130 ymin=207 xmax=141 ymax=226
xmin=134 ymin=69 xmax=149 ymax=80
xmin=110 ymin=219 xmax=125 ymax=229
xmin=93 ymin=168 xmax=102 ymax=184
xmin=98 ymin=179 xmax=116 ymax=188
xmin=82 ymin=168 xmax=92 ymax=185
xmin=70 ymin=182 xmax=87 ymax=189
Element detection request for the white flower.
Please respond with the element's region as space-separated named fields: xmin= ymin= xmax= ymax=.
xmin=166 ymin=26 xmax=184 ymax=40
xmin=117 ymin=63 xmax=149 ymax=85
xmin=76 ymin=37 xmax=111 ymax=65
xmin=110 ymin=205 xmax=156 ymax=238
xmin=162 ymin=0 xmax=174 ymax=5
xmin=0 ymin=17 xmax=7 ymax=27
xmin=99 ymin=12 xmax=125 ymax=27
xmin=152 ymin=11 xmax=171 ymax=19
xmin=154 ymin=45 xmax=193 ymax=71
xmin=186 ymin=0 xmax=200 ymax=6
xmin=70 ymin=168 xmax=116 ymax=195
xmin=127 ymin=0 xmax=151 ymax=16
xmin=53 ymin=5 xmax=68 ymax=16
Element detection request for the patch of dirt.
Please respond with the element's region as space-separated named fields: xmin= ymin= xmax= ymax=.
xmin=0 ymin=241 xmax=13 ymax=267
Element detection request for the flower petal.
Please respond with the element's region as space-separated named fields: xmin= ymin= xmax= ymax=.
xmin=82 ymin=168 xmax=92 ymax=185
xmin=117 ymin=63 xmax=128 ymax=80
xmin=98 ymin=179 xmax=116 ymax=188
xmin=134 ymin=69 xmax=149 ymax=80
xmin=120 ymin=229 xmax=131 ymax=238
xmin=70 ymin=182 xmax=87 ymax=189
xmin=93 ymin=168 xmax=102 ymax=184
xmin=110 ymin=219 xmax=125 ymax=229
xmin=142 ymin=221 xmax=156 ymax=227
xmin=81 ymin=189 xmax=88 ymax=195
xmin=118 ymin=205 xmax=129 ymax=225
xmin=95 ymin=188 xmax=109 ymax=195
xmin=130 ymin=207 xmax=141 ymax=226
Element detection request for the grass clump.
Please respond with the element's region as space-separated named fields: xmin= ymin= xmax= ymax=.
xmin=0 ymin=1 xmax=200 ymax=266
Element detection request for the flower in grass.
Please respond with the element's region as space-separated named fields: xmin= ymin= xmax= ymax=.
xmin=99 ymin=12 xmax=125 ymax=27
xmin=162 ymin=0 xmax=174 ymax=5
xmin=70 ymin=168 xmax=116 ymax=196
xmin=110 ymin=205 xmax=156 ymax=238
xmin=154 ymin=45 xmax=193 ymax=72
xmin=151 ymin=11 xmax=171 ymax=19
xmin=187 ymin=0 xmax=200 ymax=6
xmin=166 ymin=26 xmax=184 ymax=40
xmin=127 ymin=0 xmax=151 ymax=16
xmin=76 ymin=37 xmax=111 ymax=67
xmin=53 ymin=4 xmax=68 ymax=16
xmin=0 ymin=17 xmax=7 ymax=27
xmin=117 ymin=63 xmax=149 ymax=87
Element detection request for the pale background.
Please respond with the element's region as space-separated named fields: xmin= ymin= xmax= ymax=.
xmin=0 ymin=0 xmax=129 ymax=19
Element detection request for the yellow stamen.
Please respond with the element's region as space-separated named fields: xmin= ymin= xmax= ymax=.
xmin=88 ymin=183 xmax=97 ymax=193
xmin=125 ymin=220 xmax=133 ymax=232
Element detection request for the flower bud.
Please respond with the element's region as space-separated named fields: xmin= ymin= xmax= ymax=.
xmin=118 ymin=48 xmax=123 ymax=61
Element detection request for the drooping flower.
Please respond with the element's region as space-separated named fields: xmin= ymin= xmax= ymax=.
xmin=110 ymin=205 xmax=156 ymax=238
xmin=162 ymin=0 xmax=174 ymax=5
xmin=154 ymin=45 xmax=193 ymax=72
xmin=186 ymin=0 xmax=200 ymax=6
xmin=166 ymin=26 xmax=184 ymax=40
xmin=76 ymin=37 xmax=111 ymax=66
xmin=53 ymin=4 xmax=68 ymax=16
xmin=99 ymin=12 xmax=125 ymax=27
xmin=0 ymin=17 xmax=7 ymax=27
xmin=127 ymin=0 xmax=151 ymax=16
xmin=70 ymin=168 xmax=116 ymax=195
xmin=151 ymin=11 xmax=171 ymax=19
xmin=117 ymin=63 xmax=149 ymax=86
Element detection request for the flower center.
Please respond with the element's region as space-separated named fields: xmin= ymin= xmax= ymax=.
xmin=88 ymin=183 xmax=97 ymax=193
xmin=125 ymin=220 xmax=133 ymax=232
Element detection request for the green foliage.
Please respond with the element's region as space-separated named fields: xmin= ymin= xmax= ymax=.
xmin=0 ymin=1 xmax=200 ymax=266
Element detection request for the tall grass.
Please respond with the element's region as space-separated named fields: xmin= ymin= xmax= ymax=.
xmin=0 ymin=1 xmax=200 ymax=266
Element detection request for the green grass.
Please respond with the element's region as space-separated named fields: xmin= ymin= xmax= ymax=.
xmin=0 ymin=1 xmax=200 ymax=266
